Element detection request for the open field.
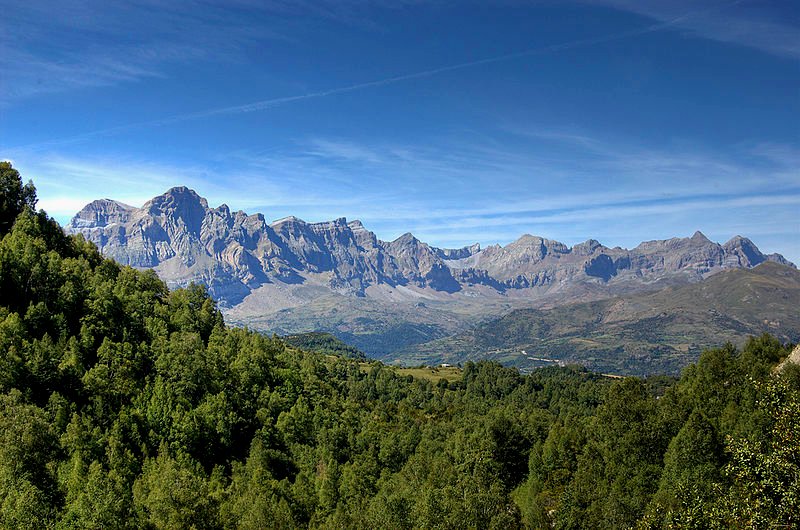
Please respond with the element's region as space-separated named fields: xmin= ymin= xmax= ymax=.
xmin=357 ymin=362 xmax=463 ymax=383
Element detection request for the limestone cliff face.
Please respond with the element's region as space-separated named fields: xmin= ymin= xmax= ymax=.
xmin=67 ymin=188 xmax=468 ymax=303
xmin=70 ymin=188 xmax=291 ymax=303
xmin=67 ymin=187 xmax=794 ymax=306
xmin=71 ymin=199 xmax=134 ymax=228
xmin=384 ymin=233 xmax=460 ymax=292
xmin=270 ymin=216 xmax=394 ymax=293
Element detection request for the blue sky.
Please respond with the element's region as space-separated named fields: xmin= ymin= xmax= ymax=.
xmin=1 ymin=0 xmax=799 ymax=262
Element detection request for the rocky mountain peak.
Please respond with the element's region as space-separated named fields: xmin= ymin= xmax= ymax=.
xmin=309 ymin=217 xmax=349 ymax=232
xmin=572 ymin=239 xmax=604 ymax=256
xmin=143 ymin=187 xmax=208 ymax=235
xmin=150 ymin=186 xmax=209 ymax=209
xmin=691 ymin=230 xmax=711 ymax=243
xmin=433 ymin=243 xmax=481 ymax=261
xmin=348 ymin=220 xmax=367 ymax=231
xmin=271 ymin=216 xmax=309 ymax=241
xmin=514 ymin=234 xmax=539 ymax=244
xmin=393 ymin=232 xmax=421 ymax=247
xmin=271 ymin=215 xmax=303 ymax=226
xmin=69 ymin=199 xmax=134 ymax=229
xmin=724 ymin=235 xmax=755 ymax=248
xmin=507 ymin=234 xmax=569 ymax=259
xmin=722 ymin=235 xmax=766 ymax=268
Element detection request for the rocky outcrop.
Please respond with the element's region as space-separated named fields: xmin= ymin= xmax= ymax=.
xmin=445 ymin=229 xmax=793 ymax=292
xmin=71 ymin=199 xmax=134 ymax=228
xmin=384 ymin=233 xmax=460 ymax=291
xmin=776 ymin=344 xmax=800 ymax=373
xmin=67 ymin=188 xmax=795 ymax=307
xmin=433 ymin=243 xmax=481 ymax=261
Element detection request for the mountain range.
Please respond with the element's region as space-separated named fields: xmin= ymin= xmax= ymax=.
xmin=67 ymin=186 xmax=796 ymax=372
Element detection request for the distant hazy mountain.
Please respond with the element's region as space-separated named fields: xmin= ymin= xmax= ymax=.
xmin=395 ymin=262 xmax=800 ymax=375
xmin=67 ymin=187 xmax=795 ymax=363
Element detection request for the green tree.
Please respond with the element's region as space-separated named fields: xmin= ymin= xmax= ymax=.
xmin=648 ymin=409 xmax=724 ymax=527
xmin=0 ymin=161 xmax=37 ymax=236
xmin=57 ymin=461 xmax=135 ymax=529
xmin=221 ymin=438 xmax=295 ymax=530
xmin=716 ymin=376 xmax=800 ymax=529
xmin=0 ymin=390 xmax=58 ymax=528
xmin=133 ymin=449 xmax=222 ymax=529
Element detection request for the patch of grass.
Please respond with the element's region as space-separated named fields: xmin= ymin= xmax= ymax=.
xmin=395 ymin=366 xmax=462 ymax=383
xmin=353 ymin=361 xmax=463 ymax=383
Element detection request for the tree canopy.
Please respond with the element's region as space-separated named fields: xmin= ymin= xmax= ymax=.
xmin=0 ymin=161 xmax=37 ymax=236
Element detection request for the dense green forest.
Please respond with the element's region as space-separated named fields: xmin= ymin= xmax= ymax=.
xmin=1 ymin=162 xmax=798 ymax=529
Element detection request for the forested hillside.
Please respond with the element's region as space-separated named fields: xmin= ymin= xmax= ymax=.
xmin=1 ymin=163 xmax=798 ymax=529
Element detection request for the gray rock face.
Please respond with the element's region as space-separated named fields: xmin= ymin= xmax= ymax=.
xmin=66 ymin=188 xmax=795 ymax=307
xmin=433 ymin=243 xmax=481 ymax=261
xmin=445 ymin=229 xmax=794 ymax=293
xmin=71 ymin=199 xmax=134 ymax=228
xmin=384 ymin=233 xmax=461 ymax=292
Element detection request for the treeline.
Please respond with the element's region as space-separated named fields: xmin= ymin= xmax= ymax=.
xmin=0 ymin=163 xmax=798 ymax=529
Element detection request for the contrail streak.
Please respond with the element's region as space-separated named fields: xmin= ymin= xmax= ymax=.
xmin=6 ymin=1 xmax=742 ymax=152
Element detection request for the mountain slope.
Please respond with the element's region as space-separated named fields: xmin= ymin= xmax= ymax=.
xmin=67 ymin=187 xmax=795 ymax=359
xmin=395 ymin=262 xmax=800 ymax=375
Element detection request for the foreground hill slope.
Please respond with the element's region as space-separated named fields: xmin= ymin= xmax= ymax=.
xmin=397 ymin=262 xmax=800 ymax=375
xmin=1 ymin=166 xmax=798 ymax=529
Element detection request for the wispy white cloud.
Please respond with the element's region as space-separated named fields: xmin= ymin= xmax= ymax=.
xmin=384 ymin=194 xmax=800 ymax=232
xmin=229 ymin=130 xmax=800 ymax=259
xmin=306 ymin=139 xmax=389 ymax=165
xmin=581 ymin=0 xmax=800 ymax=59
xmin=4 ymin=0 xmax=736 ymax=148
xmin=8 ymin=121 xmax=798 ymax=261
xmin=0 ymin=0 xmax=291 ymax=103
xmin=1 ymin=48 xmax=163 ymax=100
